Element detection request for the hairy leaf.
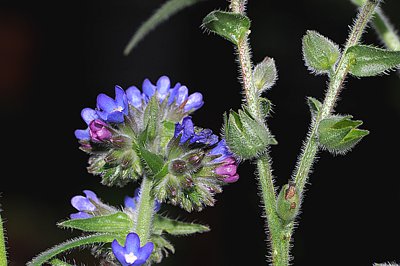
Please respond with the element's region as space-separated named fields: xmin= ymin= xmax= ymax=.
xmin=253 ymin=57 xmax=278 ymax=93
xmin=27 ymin=233 xmax=122 ymax=266
xmin=58 ymin=212 xmax=132 ymax=234
xmin=153 ymin=215 xmax=210 ymax=235
xmin=202 ymin=10 xmax=250 ymax=45
xmin=302 ymin=30 xmax=340 ymax=74
xmin=346 ymin=45 xmax=400 ymax=77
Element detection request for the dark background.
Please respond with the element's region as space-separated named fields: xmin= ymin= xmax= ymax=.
xmin=1 ymin=0 xmax=400 ymax=265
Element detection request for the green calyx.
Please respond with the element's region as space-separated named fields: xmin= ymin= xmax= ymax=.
xmin=302 ymin=30 xmax=341 ymax=74
xmin=317 ymin=115 xmax=369 ymax=154
xmin=224 ymin=107 xmax=277 ymax=160
xmin=202 ymin=10 xmax=251 ymax=45
xmin=276 ymin=183 xmax=300 ymax=222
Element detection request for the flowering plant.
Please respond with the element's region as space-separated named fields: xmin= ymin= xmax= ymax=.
xmin=1 ymin=0 xmax=400 ymax=265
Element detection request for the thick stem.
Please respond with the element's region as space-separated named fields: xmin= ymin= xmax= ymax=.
xmin=257 ymin=155 xmax=290 ymax=266
xmin=292 ymin=0 xmax=380 ymax=194
xmin=372 ymin=10 xmax=400 ymax=51
xmin=230 ymin=0 xmax=284 ymax=264
xmin=134 ymin=177 xmax=155 ymax=243
xmin=0 ymin=214 xmax=6 ymax=266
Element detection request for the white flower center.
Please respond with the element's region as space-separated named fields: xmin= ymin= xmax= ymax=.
xmin=124 ymin=252 xmax=138 ymax=264
xmin=113 ymin=106 xmax=124 ymax=112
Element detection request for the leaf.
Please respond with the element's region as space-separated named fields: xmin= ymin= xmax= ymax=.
xmin=27 ymin=233 xmax=122 ymax=266
xmin=253 ymin=57 xmax=278 ymax=93
xmin=202 ymin=10 xmax=250 ymax=45
xmin=153 ymin=215 xmax=210 ymax=235
xmin=317 ymin=115 xmax=369 ymax=154
xmin=307 ymin=97 xmax=322 ymax=117
xmin=137 ymin=146 xmax=168 ymax=179
xmin=143 ymin=96 xmax=161 ymax=142
xmin=302 ymin=30 xmax=341 ymax=74
xmin=346 ymin=45 xmax=400 ymax=77
xmin=58 ymin=212 xmax=132 ymax=234
xmin=124 ymin=0 xmax=205 ymax=55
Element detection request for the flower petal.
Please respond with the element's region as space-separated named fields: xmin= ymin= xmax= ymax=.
xmin=70 ymin=212 xmax=93 ymax=219
xmin=175 ymin=86 xmax=188 ymax=106
xmin=126 ymin=86 xmax=143 ymax=108
xmin=74 ymin=128 xmax=90 ymax=140
xmin=136 ymin=242 xmax=154 ymax=263
xmin=142 ymin=79 xmax=156 ymax=100
xmin=112 ymin=239 xmax=130 ymax=266
xmin=106 ymin=111 xmax=125 ymax=123
xmin=223 ymin=174 xmax=239 ymax=183
xmin=83 ymin=190 xmax=100 ymax=203
xmin=97 ymin=93 xmax=117 ymax=112
xmin=156 ymin=76 xmax=170 ymax=101
xmin=124 ymin=196 xmax=136 ymax=210
xmin=184 ymin=92 xmax=204 ymax=112
xmin=71 ymin=195 xmax=96 ymax=212
xmin=125 ymin=233 xmax=140 ymax=254
xmin=167 ymin=83 xmax=181 ymax=105
xmin=81 ymin=108 xmax=98 ymax=125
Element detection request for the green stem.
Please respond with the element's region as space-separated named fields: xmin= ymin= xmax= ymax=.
xmin=292 ymin=0 xmax=380 ymax=194
xmin=0 ymin=214 xmax=6 ymax=266
xmin=257 ymin=155 xmax=290 ymax=266
xmin=352 ymin=0 xmax=400 ymax=51
xmin=134 ymin=177 xmax=155 ymax=243
xmin=230 ymin=0 xmax=285 ymax=265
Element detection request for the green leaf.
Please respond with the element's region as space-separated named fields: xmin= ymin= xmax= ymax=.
xmin=307 ymin=97 xmax=322 ymax=117
xmin=253 ymin=57 xmax=277 ymax=93
xmin=259 ymin=97 xmax=272 ymax=118
xmin=138 ymin=147 xmax=167 ymax=178
xmin=276 ymin=183 xmax=300 ymax=223
xmin=346 ymin=45 xmax=400 ymax=77
xmin=27 ymin=233 xmax=122 ymax=266
xmin=143 ymin=96 xmax=161 ymax=142
xmin=317 ymin=115 xmax=369 ymax=154
xmin=302 ymin=30 xmax=341 ymax=74
xmin=124 ymin=0 xmax=205 ymax=55
xmin=58 ymin=212 xmax=132 ymax=234
xmin=49 ymin=258 xmax=74 ymax=266
xmin=202 ymin=10 xmax=250 ymax=45
xmin=153 ymin=215 xmax=210 ymax=235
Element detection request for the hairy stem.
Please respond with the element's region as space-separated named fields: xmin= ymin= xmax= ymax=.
xmin=0 ymin=214 xmax=6 ymax=266
xmin=292 ymin=0 xmax=380 ymax=194
xmin=352 ymin=0 xmax=400 ymax=51
xmin=134 ymin=177 xmax=155 ymax=243
xmin=230 ymin=0 xmax=285 ymax=265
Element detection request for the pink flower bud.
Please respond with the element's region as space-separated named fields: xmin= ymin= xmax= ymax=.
xmin=89 ymin=119 xmax=112 ymax=142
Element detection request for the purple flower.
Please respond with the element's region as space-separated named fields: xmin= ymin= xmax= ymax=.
xmin=215 ymin=157 xmax=239 ymax=183
xmin=174 ymin=117 xmax=218 ymax=145
xmin=125 ymin=189 xmax=161 ymax=212
xmin=112 ymin=233 xmax=154 ymax=266
xmin=70 ymin=190 xmax=100 ymax=219
xmin=74 ymin=108 xmax=99 ymax=140
xmin=89 ymin=119 xmax=112 ymax=142
xmin=96 ymin=86 xmax=128 ymax=123
xmin=208 ymin=139 xmax=233 ymax=163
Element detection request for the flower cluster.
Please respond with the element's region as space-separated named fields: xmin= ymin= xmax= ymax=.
xmin=75 ymin=76 xmax=239 ymax=211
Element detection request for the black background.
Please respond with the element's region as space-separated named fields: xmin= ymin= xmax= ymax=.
xmin=1 ymin=0 xmax=400 ymax=265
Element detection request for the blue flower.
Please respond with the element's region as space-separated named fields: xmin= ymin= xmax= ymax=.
xmin=208 ymin=139 xmax=233 ymax=163
xmin=126 ymin=86 xmax=143 ymax=109
xmin=74 ymin=108 xmax=99 ymax=140
xmin=70 ymin=190 xmax=100 ymax=219
xmin=174 ymin=117 xmax=218 ymax=145
xmin=125 ymin=189 xmax=161 ymax=212
xmin=112 ymin=233 xmax=154 ymax=266
xmin=96 ymin=86 xmax=128 ymax=123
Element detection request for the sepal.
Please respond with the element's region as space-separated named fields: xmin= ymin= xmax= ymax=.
xmin=224 ymin=108 xmax=277 ymax=160
xmin=302 ymin=30 xmax=341 ymax=74
xmin=202 ymin=10 xmax=251 ymax=45
xmin=317 ymin=115 xmax=369 ymax=154
xmin=276 ymin=183 xmax=300 ymax=222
